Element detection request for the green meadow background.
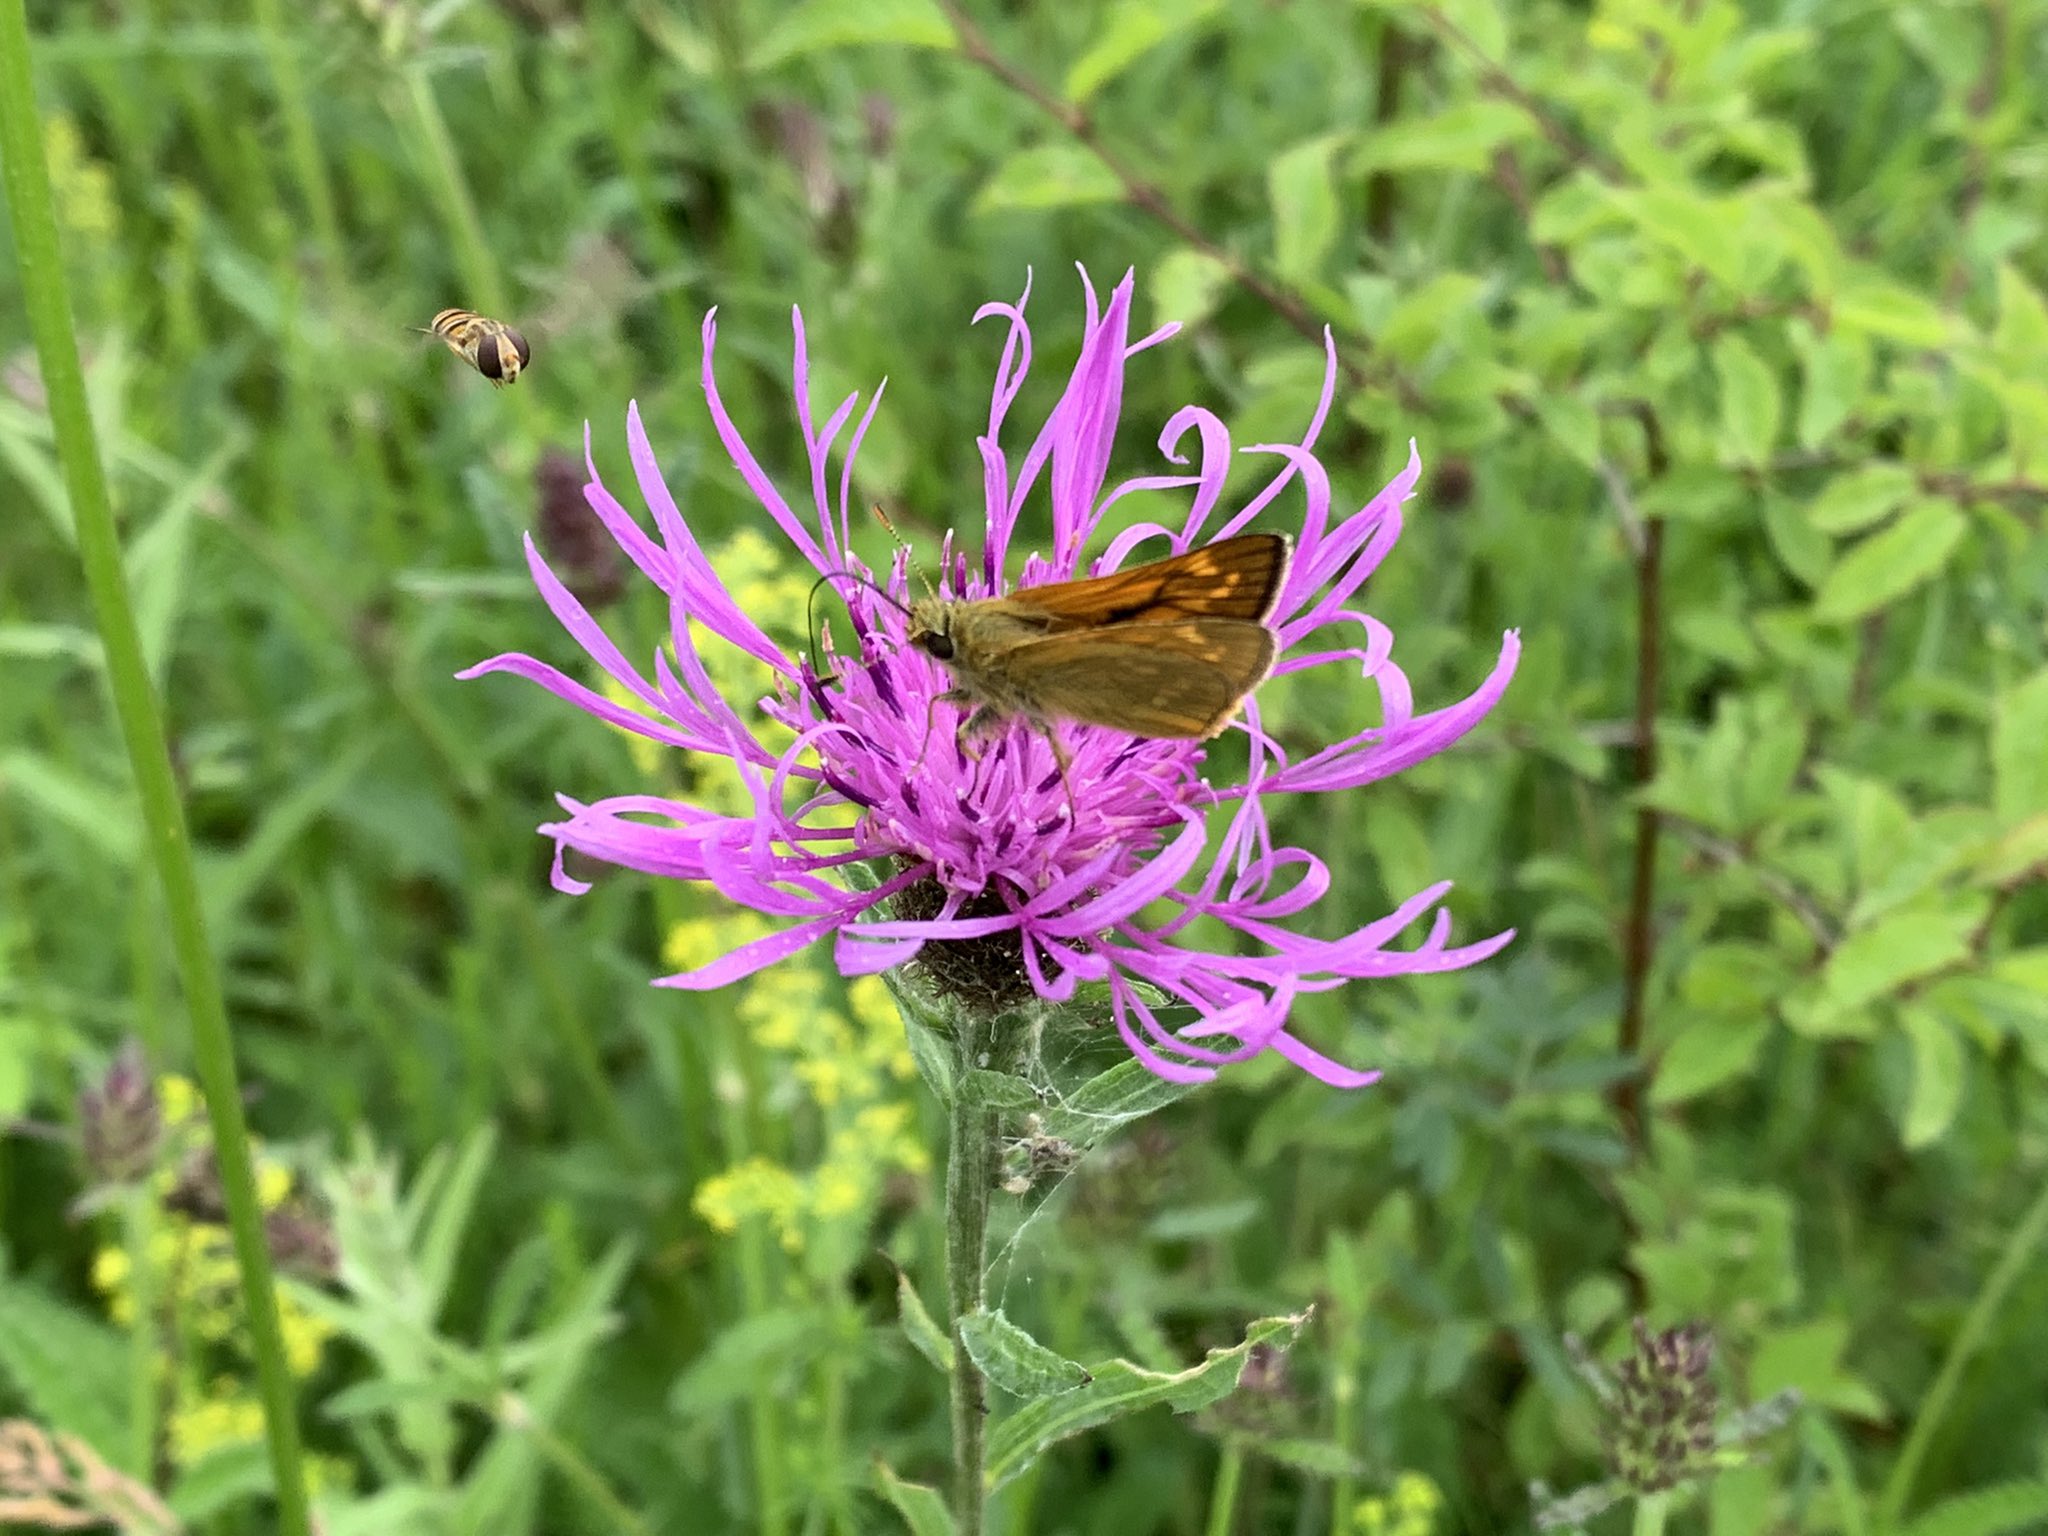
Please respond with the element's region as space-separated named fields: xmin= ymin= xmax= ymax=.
xmin=3 ymin=0 xmax=2046 ymax=1532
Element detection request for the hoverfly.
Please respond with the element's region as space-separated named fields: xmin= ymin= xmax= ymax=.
xmin=419 ymin=308 xmax=531 ymax=387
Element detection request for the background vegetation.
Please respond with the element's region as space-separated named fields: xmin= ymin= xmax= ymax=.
xmin=2 ymin=0 xmax=2046 ymax=1532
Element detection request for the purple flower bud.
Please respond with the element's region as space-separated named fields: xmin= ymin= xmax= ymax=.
xmin=78 ymin=1040 xmax=159 ymax=1187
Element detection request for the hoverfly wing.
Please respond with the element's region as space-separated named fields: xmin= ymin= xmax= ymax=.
xmin=1005 ymin=617 xmax=1278 ymax=739
xmin=1005 ymin=533 xmax=1291 ymax=631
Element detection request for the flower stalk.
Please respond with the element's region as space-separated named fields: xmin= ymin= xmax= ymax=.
xmin=944 ymin=1006 xmax=1009 ymax=1535
xmin=0 ymin=12 xmax=310 ymax=1532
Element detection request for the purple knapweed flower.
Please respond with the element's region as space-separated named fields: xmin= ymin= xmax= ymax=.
xmin=460 ymin=270 xmax=1520 ymax=1086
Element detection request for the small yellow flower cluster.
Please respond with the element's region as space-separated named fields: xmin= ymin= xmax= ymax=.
xmin=1354 ymin=1471 xmax=1444 ymax=1536
xmin=89 ymin=1075 xmax=337 ymax=1475
xmin=670 ymin=909 xmax=925 ymax=1255
xmin=597 ymin=528 xmax=828 ymax=815
xmin=42 ymin=115 xmax=119 ymax=242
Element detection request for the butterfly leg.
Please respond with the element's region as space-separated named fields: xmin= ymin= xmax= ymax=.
xmin=954 ymin=703 xmax=1008 ymax=763
xmin=1040 ymin=723 xmax=1077 ymax=823
xmin=907 ymin=688 xmax=976 ymax=777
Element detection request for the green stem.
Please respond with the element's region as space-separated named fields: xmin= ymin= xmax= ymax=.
xmin=1878 ymin=1171 xmax=2048 ymax=1529
xmin=503 ymin=1394 xmax=655 ymax=1536
xmin=123 ymin=1187 xmax=158 ymax=1480
xmin=0 ymin=16 xmax=312 ymax=1536
xmin=1203 ymin=1440 xmax=1246 ymax=1536
xmin=946 ymin=1011 xmax=1001 ymax=1536
xmin=1632 ymin=1490 xmax=1671 ymax=1536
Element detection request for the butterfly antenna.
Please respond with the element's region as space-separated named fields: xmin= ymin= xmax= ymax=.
xmin=873 ymin=503 xmax=938 ymax=600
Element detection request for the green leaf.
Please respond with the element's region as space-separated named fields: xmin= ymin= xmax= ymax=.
xmin=1531 ymin=393 xmax=1601 ymax=470
xmin=984 ymin=1310 xmax=1309 ymax=1491
xmin=1712 ymin=334 xmax=1781 ymax=464
xmin=972 ymin=144 xmax=1123 ymax=213
xmin=1063 ymin=0 xmax=1223 ymax=104
xmin=670 ymin=1309 xmax=823 ymax=1419
xmin=1992 ymin=669 xmax=2048 ymax=823
xmin=1899 ymin=1004 xmax=1966 ymax=1150
xmin=879 ymin=968 xmax=955 ymax=1103
xmin=1434 ymin=0 xmax=1506 ymax=61
xmin=957 ymin=1069 xmax=1042 ymax=1111
xmin=1764 ymin=493 xmax=1831 ymax=586
xmin=1807 ymin=463 xmax=1916 ymax=536
xmin=1791 ymin=322 xmax=1871 ymax=447
xmin=1812 ymin=500 xmax=1966 ymax=621
xmin=897 ymin=1269 xmax=954 ymax=1373
xmin=1750 ymin=1317 xmax=1888 ymax=1421
xmin=1612 ymin=185 xmax=1744 ymax=290
xmin=959 ymin=1308 xmax=1091 ymax=1399
xmin=747 ymin=0 xmax=954 ymax=68
xmin=1832 ymin=270 xmax=1953 ymax=346
xmin=1348 ymin=100 xmax=1532 ymax=174
xmin=1039 ymin=1054 xmax=1194 ymax=1150
xmin=875 ymin=1462 xmax=956 ymax=1536
xmin=1268 ymin=134 xmax=1345 ymax=284
xmin=0 ymin=752 xmax=137 ymax=866
xmin=0 ymin=1278 xmax=130 ymax=1466
xmin=168 ymin=1441 xmax=273 ymax=1521
xmin=1817 ymin=900 xmax=1981 ymax=1016
xmin=1651 ymin=1017 xmax=1768 ymax=1105
xmin=1149 ymin=248 xmax=1233 ymax=329
xmin=1900 ymin=1480 xmax=2048 ymax=1536
xmin=1992 ymin=265 xmax=2048 ymax=371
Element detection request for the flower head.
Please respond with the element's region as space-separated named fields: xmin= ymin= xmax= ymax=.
xmin=461 ymin=270 xmax=1520 ymax=1085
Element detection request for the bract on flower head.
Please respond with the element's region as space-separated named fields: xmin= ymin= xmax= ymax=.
xmin=460 ymin=269 xmax=1521 ymax=1086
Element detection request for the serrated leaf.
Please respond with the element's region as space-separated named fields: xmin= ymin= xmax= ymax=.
xmin=958 ymin=1069 xmax=1041 ymax=1110
xmin=1899 ymin=1004 xmax=1966 ymax=1150
xmin=1039 ymin=1055 xmax=1194 ymax=1150
xmin=897 ymin=1269 xmax=953 ymax=1373
xmin=0 ymin=1279 xmax=130 ymax=1466
xmin=1900 ymin=1479 xmax=2048 ymax=1536
xmin=1807 ymin=463 xmax=1916 ymax=535
xmin=1063 ymin=0 xmax=1223 ymax=104
xmin=1712 ymin=334 xmax=1781 ymax=464
xmin=984 ymin=1310 xmax=1309 ymax=1491
xmin=1269 ymin=134 xmax=1344 ymax=284
xmin=973 ymin=144 xmax=1123 ymax=214
xmin=959 ymin=1308 xmax=1091 ymax=1399
xmin=748 ymin=0 xmax=954 ymax=68
xmin=1812 ymin=500 xmax=1966 ymax=621
xmin=1992 ymin=669 xmax=2048 ymax=824
xmin=875 ymin=1462 xmax=956 ymax=1536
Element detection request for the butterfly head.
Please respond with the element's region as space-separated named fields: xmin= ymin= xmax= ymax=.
xmin=907 ymin=598 xmax=955 ymax=661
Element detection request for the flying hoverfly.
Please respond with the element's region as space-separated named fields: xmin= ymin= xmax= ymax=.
xmin=419 ymin=307 xmax=531 ymax=387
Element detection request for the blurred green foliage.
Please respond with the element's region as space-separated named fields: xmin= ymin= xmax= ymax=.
xmin=2 ymin=0 xmax=2046 ymax=1532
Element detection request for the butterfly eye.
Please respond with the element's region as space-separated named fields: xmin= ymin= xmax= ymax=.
xmin=920 ymin=631 xmax=955 ymax=661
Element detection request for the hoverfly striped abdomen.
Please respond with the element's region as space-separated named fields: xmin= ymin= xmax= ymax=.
xmin=423 ymin=308 xmax=531 ymax=387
